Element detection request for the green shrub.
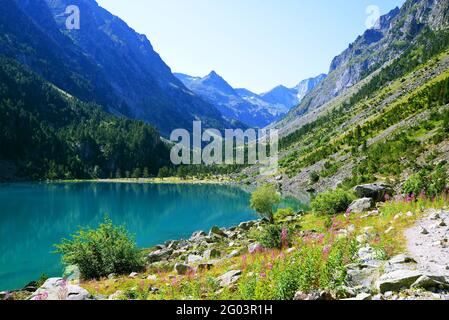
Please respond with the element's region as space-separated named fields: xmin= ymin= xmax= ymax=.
xmin=257 ymin=224 xmax=292 ymax=249
xmin=311 ymin=189 xmax=355 ymax=215
xmin=403 ymin=167 xmax=448 ymax=197
xmin=274 ymin=207 xmax=295 ymax=221
xmin=250 ymin=184 xmax=281 ymax=223
xmin=55 ymin=217 xmax=145 ymax=280
xmin=309 ymin=171 xmax=320 ymax=184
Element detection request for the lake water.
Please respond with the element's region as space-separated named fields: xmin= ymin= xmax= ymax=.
xmin=0 ymin=182 xmax=304 ymax=291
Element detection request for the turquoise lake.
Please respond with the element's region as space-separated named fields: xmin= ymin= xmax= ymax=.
xmin=0 ymin=182 xmax=303 ymax=291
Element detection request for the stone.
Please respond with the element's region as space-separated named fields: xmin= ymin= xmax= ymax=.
xmin=174 ymin=263 xmax=191 ymax=275
xmin=345 ymin=293 xmax=372 ymax=300
xmin=389 ymin=254 xmax=417 ymax=265
xmin=293 ymin=290 xmax=334 ymax=301
xmin=227 ymin=248 xmax=245 ymax=258
xmin=129 ymin=272 xmax=138 ymax=278
xmin=420 ymin=226 xmax=429 ymax=235
xmin=148 ymin=248 xmax=173 ymax=263
xmin=354 ymin=183 xmax=393 ymax=202
xmin=430 ymin=213 xmax=441 ymax=220
xmin=197 ymin=262 xmax=215 ymax=271
xmin=217 ymin=270 xmax=242 ymax=287
xmin=0 ymin=291 xmax=10 ymax=300
xmin=165 ymin=240 xmax=179 ymax=250
xmin=238 ymin=221 xmax=255 ymax=231
xmin=376 ymin=270 xmax=422 ymax=293
xmin=357 ymin=246 xmax=378 ymax=263
xmin=146 ymin=275 xmax=158 ymax=281
xmin=411 ymin=275 xmax=449 ymax=290
xmin=187 ymin=254 xmax=203 ymax=264
xmin=209 ymin=226 xmax=227 ymax=238
xmin=191 ymin=230 xmax=207 ymax=240
xmin=348 ymin=198 xmax=374 ymax=213
xmin=108 ymin=290 xmax=124 ymax=300
xmin=29 ymin=278 xmax=91 ymax=300
xmin=107 ymin=273 xmax=117 ymax=280
xmin=203 ymin=248 xmax=221 ymax=260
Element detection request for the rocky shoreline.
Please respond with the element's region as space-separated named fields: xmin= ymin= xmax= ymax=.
xmin=3 ymin=183 xmax=449 ymax=301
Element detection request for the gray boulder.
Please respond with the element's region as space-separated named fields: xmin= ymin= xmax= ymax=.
xmin=187 ymin=254 xmax=203 ymax=264
xmin=148 ymin=248 xmax=173 ymax=263
xmin=294 ymin=290 xmax=334 ymax=300
xmin=376 ymin=270 xmax=422 ymax=293
xmin=389 ymin=254 xmax=417 ymax=265
xmin=238 ymin=221 xmax=255 ymax=231
xmin=190 ymin=230 xmax=207 ymax=240
xmin=174 ymin=263 xmax=191 ymax=275
xmin=209 ymin=226 xmax=227 ymax=238
xmin=217 ymin=270 xmax=242 ymax=287
xmin=354 ymin=184 xmax=393 ymax=202
xmin=411 ymin=275 xmax=449 ymax=290
xmin=203 ymin=248 xmax=221 ymax=260
xmin=29 ymin=278 xmax=91 ymax=300
xmin=348 ymin=198 xmax=374 ymax=213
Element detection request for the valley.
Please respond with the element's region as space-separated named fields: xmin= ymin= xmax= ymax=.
xmin=1 ymin=0 xmax=449 ymax=302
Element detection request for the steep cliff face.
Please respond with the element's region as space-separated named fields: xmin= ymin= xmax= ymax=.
xmin=285 ymin=0 xmax=449 ymax=121
xmin=1 ymin=0 xmax=230 ymax=136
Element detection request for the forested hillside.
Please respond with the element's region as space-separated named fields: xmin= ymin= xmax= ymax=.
xmin=0 ymin=57 xmax=170 ymax=181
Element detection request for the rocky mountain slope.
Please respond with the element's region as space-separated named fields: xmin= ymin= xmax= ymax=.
xmin=261 ymin=74 xmax=327 ymax=110
xmin=239 ymin=0 xmax=449 ymax=201
xmin=0 ymin=0 xmax=231 ymax=136
xmin=280 ymin=0 xmax=449 ymax=133
xmin=175 ymin=71 xmax=325 ymax=128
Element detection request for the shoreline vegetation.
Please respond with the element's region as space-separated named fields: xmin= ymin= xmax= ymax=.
xmin=54 ymin=177 xmax=233 ymax=186
xmin=5 ymin=182 xmax=449 ymax=301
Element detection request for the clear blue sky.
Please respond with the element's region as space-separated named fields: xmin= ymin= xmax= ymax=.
xmin=96 ymin=0 xmax=405 ymax=93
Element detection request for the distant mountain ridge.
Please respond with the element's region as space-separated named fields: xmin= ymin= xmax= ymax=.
xmin=175 ymin=72 xmax=326 ymax=128
xmin=0 ymin=0 xmax=233 ymax=136
xmin=281 ymin=0 xmax=449 ymax=132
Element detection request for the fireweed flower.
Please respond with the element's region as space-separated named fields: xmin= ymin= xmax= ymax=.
xmin=241 ymin=255 xmax=248 ymax=270
xmin=57 ymin=279 xmax=69 ymax=300
xmin=322 ymin=245 xmax=331 ymax=259
xmin=33 ymin=291 xmax=49 ymax=300
xmin=345 ymin=208 xmax=352 ymax=219
xmin=281 ymin=228 xmax=289 ymax=249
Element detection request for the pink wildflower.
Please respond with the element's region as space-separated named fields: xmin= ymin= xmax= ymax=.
xmin=281 ymin=228 xmax=289 ymax=249
xmin=33 ymin=291 xmax=49 ymax=301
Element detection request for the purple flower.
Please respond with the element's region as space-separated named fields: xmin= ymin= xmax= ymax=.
xmin=281 ymin=228 xmax=289 ymax=249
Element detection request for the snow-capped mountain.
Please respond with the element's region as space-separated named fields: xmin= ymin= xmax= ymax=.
xmin=174 ymin=72 xmax=326 ymax=128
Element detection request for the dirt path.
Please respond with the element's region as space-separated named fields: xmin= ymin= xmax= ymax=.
xmin=405 ymin=209 xmax=449 ymax=277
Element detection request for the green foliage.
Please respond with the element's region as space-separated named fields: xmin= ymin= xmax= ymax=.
xmin=274 ymin=207 xmax=295 ymax=221
xmin=403 ymin=166 xmax=448 ymax=197
xmin=250 ymin=184 xmax=281 ymax=223
xmin=311 ymin=189 xmax=355 ymax=215
xmin=55 ymin=217 xmax=145 ymax=280
xmin=309 ymin=171 xmax=320 ymax=184
xmin=0 ymin=57 xmax=170 ymax=180
xmin=237 ymin=238 xmax=357 ymax=300
xmin=256 ymin=224 xmax=291 ymax=249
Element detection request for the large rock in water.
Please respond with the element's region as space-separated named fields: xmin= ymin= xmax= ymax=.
xmin=354 ymin=184 xmax=393 ymax=202
xmin=348 ymin=198 xmax=374 ymax=213
xmin=29 ymin=278 xmax=91 ymax=300
xmin=376 ymin=270 xmax=422 ymax=293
